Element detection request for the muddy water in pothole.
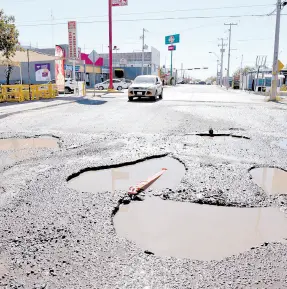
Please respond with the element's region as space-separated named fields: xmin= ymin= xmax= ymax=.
xmin=114 ymin=197 xmax=287 ymax=261
xmin=68 ymin=157 xmax=185 ymax=193
xmin=0 ymin=137 xmax=59 ymax=167
xmin=0 ymin=137 xmax=59 ymax=150
xmin=250 ymin=168 xmax=287 ymax=195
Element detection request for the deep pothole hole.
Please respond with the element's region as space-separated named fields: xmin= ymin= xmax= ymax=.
xmin=67 ymin=155 xmax=186 ymax=193
xmin=113 ymin=197 xmax=287 ymax=261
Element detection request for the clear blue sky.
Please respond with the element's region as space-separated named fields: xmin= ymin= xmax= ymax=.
xmin=2 ymin=0 xmax=287 ymax=79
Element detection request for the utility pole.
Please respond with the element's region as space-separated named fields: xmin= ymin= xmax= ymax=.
xmin=240 ymin=54 xmax=244 ymax=90
xmin=218 ymin=38 xmax=227 ymax=87
xmin=224 ymin=23 xmax=237 ymax=89
xmin=270 ymin=0 xmax=287 ymax=100
xmin=141 ymin=28 xmax=147 ymax=75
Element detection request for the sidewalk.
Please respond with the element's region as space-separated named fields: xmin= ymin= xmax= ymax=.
xmin=0 ymin=94 xmax=105 ymax=119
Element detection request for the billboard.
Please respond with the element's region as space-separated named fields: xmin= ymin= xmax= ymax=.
xmin=68 ymin=21 xmax=78 ymax=59
xmin=35 ymin=63 xmax=51 ymax=81
xmin=55 ymin=45 xmax=65 ymax=91
xmin=112 ymin=0 xmax=128 ymax=6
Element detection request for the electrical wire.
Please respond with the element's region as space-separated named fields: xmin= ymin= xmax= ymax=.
xmin=17 ymin=13 xmax=283 ymax=27
xmin=15 ymin=3 xmax=274 ymax=24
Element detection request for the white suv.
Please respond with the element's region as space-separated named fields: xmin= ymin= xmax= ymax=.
xmin=95 ymin=79 xmax=125 ymax=90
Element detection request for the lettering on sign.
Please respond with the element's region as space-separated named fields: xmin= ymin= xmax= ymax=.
xmin=68 ymin=21 xmax=78 ymax=59
xmin=112 ymin=0 xmax=128 ymax=6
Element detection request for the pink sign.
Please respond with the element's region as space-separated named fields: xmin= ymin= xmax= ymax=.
xmin=112 ymin=0 xmax=128 ymax=6
xmin=55 ymin=45 xmax=65 ymax=91
xmin=168 ymin=45 xmax=176 ymax=51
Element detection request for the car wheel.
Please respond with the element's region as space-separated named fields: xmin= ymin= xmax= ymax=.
xmin=99 ymin=86 xmax=104 ymax=90
xmin=128 ymin=96 xmax=133 ymax=101
xmin=117 ymin=86 xmax=122 ymax=91
xmin=159 ymin=90 xmax=163 ymax=99
xmin=65 ymin=87 xmax=71 ymax=94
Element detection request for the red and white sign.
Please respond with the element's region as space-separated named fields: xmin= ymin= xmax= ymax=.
xmin=112 ymin=0 xmax=128 ymax=6
xmin=68 ymin=21 xmax=78 ymax=59
xmin=168 ymin=45 xmax=176 ymax=51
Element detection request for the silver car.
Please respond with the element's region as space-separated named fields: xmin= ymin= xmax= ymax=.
xmin=128 ymin=75 xmax=163 ymax=101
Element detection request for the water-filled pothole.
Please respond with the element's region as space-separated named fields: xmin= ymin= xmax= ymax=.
xmin=250 ymin=167 xmax=287 ymax=195
xmin=67 ymin=156 xmax=185 ymax=193
xmin=0 ymin=136 xmax=59 ymax=150
xmin=114 ymin=197 xmax=287 ymax=261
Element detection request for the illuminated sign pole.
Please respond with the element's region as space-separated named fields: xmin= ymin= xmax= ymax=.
xmin=109 ymin=0 xmax=128 ymax=91
xmin=165 ymin=34 xmax=180 ymax=85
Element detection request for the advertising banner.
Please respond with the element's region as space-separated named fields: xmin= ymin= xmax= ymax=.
xmin=35 ymin=63 xmax=51 ymax=81
xmin=68 ymin=21 xmax=78 ymax=59
xmin=55 ymin=45 xmax=65 ymax=91
xmin=112 ymin=0 xmax=128 ymax=6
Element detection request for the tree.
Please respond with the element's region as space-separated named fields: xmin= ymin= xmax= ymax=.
xmin=0 ymin=9 xmax=19 ymax=84
xmin=233 ymin=66 xmax=254 ymax=76
xmin=205 ymin=76 xmax=217 ymax=83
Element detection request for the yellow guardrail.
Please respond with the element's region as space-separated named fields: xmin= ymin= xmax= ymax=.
xmin=0 ymin=84 xmax=58 ymax=103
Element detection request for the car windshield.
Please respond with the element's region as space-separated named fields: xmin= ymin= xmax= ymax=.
xmin=134 ymin=76 xmax=156 ymax=84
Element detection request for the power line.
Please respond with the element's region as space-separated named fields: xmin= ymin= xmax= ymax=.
xmin=16 ymin=3 xmax=274 ymax=24
xmin=17 ymin=13 xmax=283 ymax=27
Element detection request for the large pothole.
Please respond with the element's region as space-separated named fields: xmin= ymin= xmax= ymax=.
xmin=114 ymin=197 xmax=287 ymax=261
xmin=250 ymin=167 xmax=287 ymax=195
xmin=0 ymin=136 xmax=60 ymax=167
xmin=0 ymin=136 xmax=59 ymax=150
xmin=67 ymin=156 xmax=186 ymax=193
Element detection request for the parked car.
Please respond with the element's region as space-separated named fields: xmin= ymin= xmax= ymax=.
xmin=124 ymin=79 xmax=133 ymax=89
xmin=198 ymin=81 xmax=206 ymax=85
xmin=128 ymin=75 xmax=163 ymax=101
xmin=95 ymin=79 xmax=125 ymax=90
xmin=48 ymin=79 xmax=75 ymax=94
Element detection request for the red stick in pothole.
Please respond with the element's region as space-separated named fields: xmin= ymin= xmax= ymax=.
xmin=128 ymin=168 xmax=168 ymax=195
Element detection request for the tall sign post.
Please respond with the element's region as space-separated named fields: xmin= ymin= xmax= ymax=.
xmin=109 ymin=0 xmax=128 ymax=91
xmin=68 ymin=21 xmax=78 ymax=94
xmin=88 ymin=50 xmax=98 ymax=96
xmin=165 ymin=34 xmax=180 ymax=85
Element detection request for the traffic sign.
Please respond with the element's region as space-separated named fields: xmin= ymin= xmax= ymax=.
xmin=168 ymin=45 xmax=176 ymax=51
xmin=165 ymin=34 xmax=180 ymax=45
xmin=278 ymin=59 xmax=284 ymax=71
xmin=88 ymin=50 xmax=98 ymax=63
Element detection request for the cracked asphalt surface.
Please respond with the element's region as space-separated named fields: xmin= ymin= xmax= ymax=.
xmin=1 ymin=85 xmax=287 ymax=288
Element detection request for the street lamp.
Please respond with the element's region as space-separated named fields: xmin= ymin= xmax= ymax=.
xmin=209 ymin=51 xmax=220 ymax=59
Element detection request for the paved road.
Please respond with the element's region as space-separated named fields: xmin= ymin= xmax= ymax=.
xmin=0 ymin=85 xmax=287 ymax=288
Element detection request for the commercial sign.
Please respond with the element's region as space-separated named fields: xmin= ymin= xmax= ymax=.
xmin=64 ymin=64 xmax=81 ymax=72
xmin=35 ymin=63 xmax=51 ymax=81
xmin=112 ymin=0 xmax=128 ymax=6
xmin=55 ymin=45 xmax=65 ymax=91
xmin=68 ymin=21 xmax=78 ymax=59
xmin=165 ymin=34 xmax=180 ymax=45
xmin=168 ymin=45 xmax=176 ymax=51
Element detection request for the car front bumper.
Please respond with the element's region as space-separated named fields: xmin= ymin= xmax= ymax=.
xmin=128 ymin=90 xmax=155 ymax=97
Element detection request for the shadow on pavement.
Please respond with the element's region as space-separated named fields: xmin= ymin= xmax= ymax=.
xmin=128 ymin=98 xmax=163 ymax=103
xmin=76 ymin=99 xmax=107 ymax=105
xmin=0 ymin=96 xmax=84 ymax=108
